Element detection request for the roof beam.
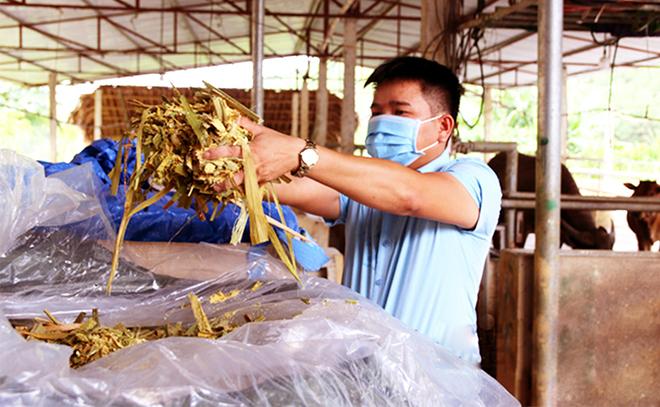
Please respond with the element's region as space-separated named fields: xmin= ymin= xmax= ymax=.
xmin=0 ymin=8 xmax=135 ymax=77
xmin=270 ymin=12 xmax=322 ymax=55
xmin=0 ymin=49 xmax=84 ymax=83
xmin=0 ymin=29 xmax=301 ymax=58
xmin=457 ymin=0 xmax=539 ymax=31
xmin=181 ymin=12 xmax=249 ymax=58
xmin=470 ymin=31 xmax=536 ymax=59
xmin=464 ymin=30 xmax=656 ymax=85
xmin=0 ymin=2 xmax=421 ymax=20
xmin=564 ymin=33 xmax=660 ymax=57
xmin=169 ymin=0 xmax=231 ymax=64
xmin=320 ymin=0 xmax=358 ymax=53
xmin=294 ymin=0 xmax=325 ymax=54
xmin=327 ymin=1 xmax=402 ymax=59
xmin=80 ymin=0 xmax=178 ymax=73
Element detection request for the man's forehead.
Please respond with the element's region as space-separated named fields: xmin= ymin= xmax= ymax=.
xmin=371 ymin=80 xmax=429 ymax=109
xmin=370 ymin=99 xmax=412 ymax=108
xmin=375 ymin=77 xmax=422 ymax=91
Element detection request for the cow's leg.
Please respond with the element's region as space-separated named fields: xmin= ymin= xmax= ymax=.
xmin=647 ymin=213 xmax=660 ymax=251
xmin=639 ymin=239 xmax=653 ymax=251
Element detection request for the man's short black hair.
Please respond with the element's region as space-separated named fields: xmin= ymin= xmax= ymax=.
xmin=365 ymin=56 xmax=463 ymax=121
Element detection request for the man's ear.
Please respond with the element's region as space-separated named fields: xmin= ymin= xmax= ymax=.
xmin=437 ymin=114 xmax=455 ymax=143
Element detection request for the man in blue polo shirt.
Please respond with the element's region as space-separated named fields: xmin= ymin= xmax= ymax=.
xmin=205 ymin=56 xmax=502 ymax=365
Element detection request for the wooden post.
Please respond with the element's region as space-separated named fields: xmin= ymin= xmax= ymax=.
xmin=301 ymin=77 xmax=309 ymax=140
xmin=312 ymin=55 xmax=329 ymax=147
xmin=291 ymin=91 xmax=300 ymax=138
xmin=251 ymin=0 xmax=265 ymax=117
xmin=94 ymin=88 xmax=103 ymax=141
xmin=484 ymin=85 xmax=493 ymax=163
xmin=421 ymin=0 xmax=452 ymax=67
xmin=561 ymin=66 xmax=568 ymax=165
xmin=341 ymin=13 xmax=357 ymax=155
xmin=49 ymin=73 xmax=57 ymax=162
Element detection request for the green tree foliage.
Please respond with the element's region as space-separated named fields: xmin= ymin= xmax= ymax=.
xmin=458 ymin=84 xmax=538 ymax=155
xmin=0 ymin=81 xmax=85 ymax=163
xmin=457 ymin=67 xmax=660 ymax=177
xmin=569 ymin=67 xmax=660 ymax=164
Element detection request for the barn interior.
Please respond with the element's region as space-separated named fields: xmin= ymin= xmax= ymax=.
xmin=1 ymin=1 xmax=660 ymax=406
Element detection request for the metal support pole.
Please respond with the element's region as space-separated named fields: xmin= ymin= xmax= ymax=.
xmin=502 ymin=195 xmax=660 ymax=211
xmin=533 ymin=0 xmax=563 ymax=405
xmin=251 ymin=0 xmax=264 ymax=118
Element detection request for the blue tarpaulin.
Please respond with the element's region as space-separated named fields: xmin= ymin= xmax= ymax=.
xmin=38 ymin=139 xmax=329 ymax=271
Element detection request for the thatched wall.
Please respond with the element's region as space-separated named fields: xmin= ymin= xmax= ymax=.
xmin=69 ymin=85 xmax=343 ymax=147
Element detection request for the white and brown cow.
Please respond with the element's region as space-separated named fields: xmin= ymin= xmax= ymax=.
xmin=624 ymin=180 xmax=660 ymax=251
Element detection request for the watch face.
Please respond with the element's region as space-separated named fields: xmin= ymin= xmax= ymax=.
xmin=301 ymin=148 xmax=319 ymax=165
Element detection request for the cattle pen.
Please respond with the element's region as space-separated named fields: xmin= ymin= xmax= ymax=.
xmin=456 ymin=141 xmax=660 ymax=247
xmin=457 ymin=140 xmax=660 ymax=406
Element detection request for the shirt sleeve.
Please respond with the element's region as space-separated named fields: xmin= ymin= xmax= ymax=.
xmin=444 ymin=158 xmax=502 ymax=237
xmin=324 ymin=193 xmax=349 ymax=227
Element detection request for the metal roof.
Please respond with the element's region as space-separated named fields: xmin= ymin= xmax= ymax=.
xmin=0 ymin=0 xmax=659 ymax=88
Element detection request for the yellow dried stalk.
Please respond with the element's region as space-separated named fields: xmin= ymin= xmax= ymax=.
xmin=108 ymin=85 xmax=301 ymax=294
xmin=16 ymin=293 xmax=260 ymax=369
xmin=210 ymin=289 xmax=240 ymax=303
xmin=189 ymin=292 xmax=213 ymax=337
xmin=242 ymin=144 xmax=270 ymax=245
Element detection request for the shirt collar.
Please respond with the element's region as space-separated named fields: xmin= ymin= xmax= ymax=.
xmin=418 ymin=144 xmax=452 ymax=173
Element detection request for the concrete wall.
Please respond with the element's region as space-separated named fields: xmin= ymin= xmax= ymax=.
xmin=496 ymin=249 xmax=660 ymax=406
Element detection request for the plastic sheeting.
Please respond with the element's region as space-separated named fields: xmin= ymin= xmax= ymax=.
xmin=0 ymin=149 xmax=520 ymax=406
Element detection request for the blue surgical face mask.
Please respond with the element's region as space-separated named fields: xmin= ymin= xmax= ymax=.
xmin=365 ymin=114 xmax=444 ymax=166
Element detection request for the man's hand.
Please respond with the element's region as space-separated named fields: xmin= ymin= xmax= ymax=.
xmin=202 ymin=117 xmax=305 ymax=191
xmin=201 ymin=143 xmax=245 ymax=191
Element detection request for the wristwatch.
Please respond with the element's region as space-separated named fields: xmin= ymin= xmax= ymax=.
xmin=292 ymin=139 xmax=319 ymax=178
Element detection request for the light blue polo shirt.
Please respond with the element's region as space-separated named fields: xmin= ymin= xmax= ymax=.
xmin=331 ymin=149 xmax=502 ymax=364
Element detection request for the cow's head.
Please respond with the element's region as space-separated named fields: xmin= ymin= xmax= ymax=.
xmin=624 ymin=180 xmax=660 ymax=251
xmin=561 ymin=218 xmax=615 ymax=250
xmin=624 ymin=180 xmax=660 ymax=197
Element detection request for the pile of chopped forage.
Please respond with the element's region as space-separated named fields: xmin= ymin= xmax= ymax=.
xmin=107 ymin=83 xmax=299 ymax=294
xmin=15 ymin=293 xmax=252 ymax=369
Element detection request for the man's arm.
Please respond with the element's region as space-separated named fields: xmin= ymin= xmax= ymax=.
xmin=205 ymin=118 xmax=479 ymax=229
xmin=266 ymin=176 xmax=342 ymax=220
xmin=309 ymin=147 xmax=479 ymax=229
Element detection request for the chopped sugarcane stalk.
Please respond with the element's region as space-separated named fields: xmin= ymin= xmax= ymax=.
xmin=242 ymin=144 xmax=269 ymax=245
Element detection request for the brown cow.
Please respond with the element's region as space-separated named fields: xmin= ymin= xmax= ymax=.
xmin=488 ymin=152 xmax=615 ymax=250
xmin=624 ymin=180 xmax=660 ymax=251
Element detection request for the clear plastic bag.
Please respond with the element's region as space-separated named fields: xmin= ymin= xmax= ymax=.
xmin=0 ymin=149 xmax=106 ymax=256
xmin=0 ymin=150 xmax=520 ymax=406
